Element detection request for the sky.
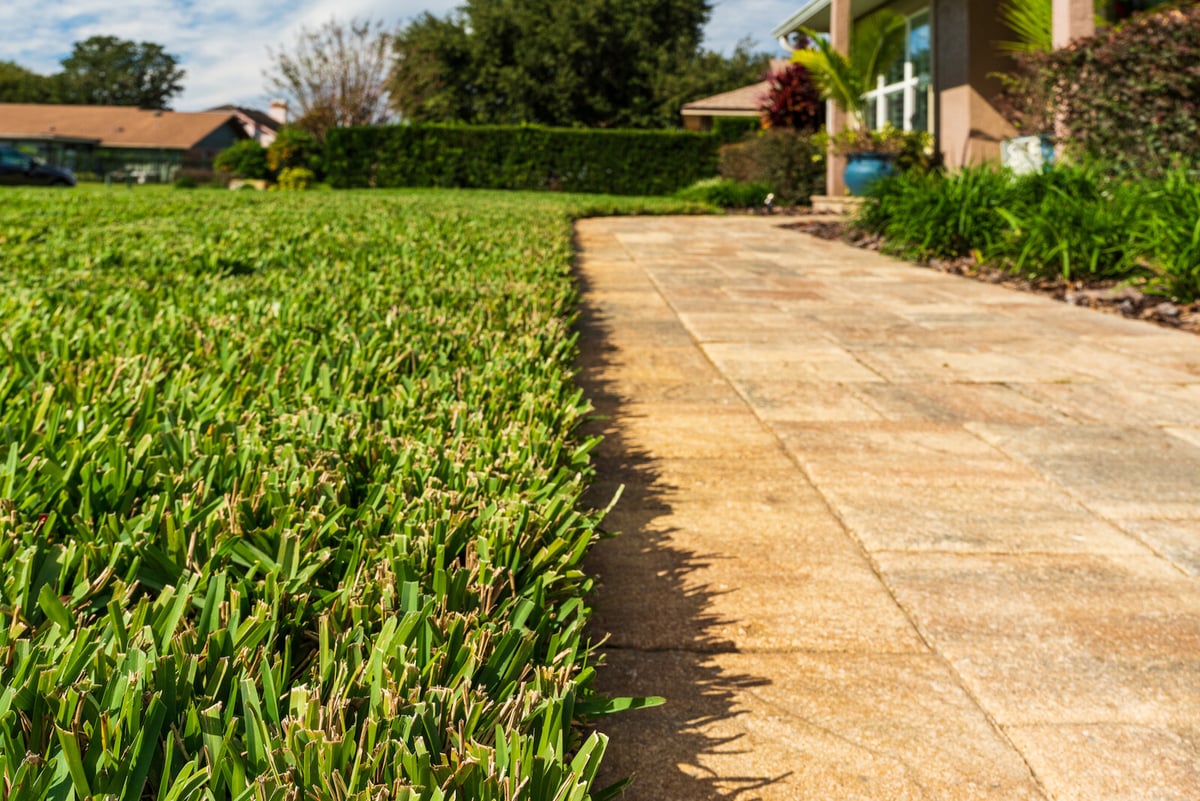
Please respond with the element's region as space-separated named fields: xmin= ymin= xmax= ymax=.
xmin=0 ymin=0 xmax=799 ymax=112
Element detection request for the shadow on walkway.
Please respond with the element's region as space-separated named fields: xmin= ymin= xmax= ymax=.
xmin=574 ymin=262 xmax=784 ymax=800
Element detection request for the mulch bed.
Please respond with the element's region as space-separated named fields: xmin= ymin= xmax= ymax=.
xmin=781 ymin=217 xmax=1200 ymax=335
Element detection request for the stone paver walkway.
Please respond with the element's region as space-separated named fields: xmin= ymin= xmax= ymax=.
xmin=574 ymin=216 xmax=1200 ymax=801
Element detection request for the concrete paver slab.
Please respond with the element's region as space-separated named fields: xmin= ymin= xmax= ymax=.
xmin=575 ymin=215 xmax=1200 ymax=801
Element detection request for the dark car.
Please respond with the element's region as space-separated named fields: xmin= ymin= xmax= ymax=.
xmin=0 ymin=146 xmax=76 ymax=187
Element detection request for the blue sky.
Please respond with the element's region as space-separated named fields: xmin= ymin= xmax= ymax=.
xmin=0 ymin=0 xmax=798 ymax=111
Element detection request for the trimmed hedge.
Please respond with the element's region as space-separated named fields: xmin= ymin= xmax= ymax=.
xmin=1046 ymin=4 xmax=1200 ymax=174
xmin=324 ymin=124 xmax=720 ymax=195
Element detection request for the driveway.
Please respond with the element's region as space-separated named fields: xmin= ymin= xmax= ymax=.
xmin=576 ymin=215 xmax=1200 ymax=801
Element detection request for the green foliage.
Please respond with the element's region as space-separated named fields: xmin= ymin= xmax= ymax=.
xmin=0 ymin=60 xmax=58 ymax=102
xmin=854 ymin=164 xmax=1200 ymax=299
xmin=214 ymin=140 xmax=269 ymax=180
xmin=998 ymin=0 xmax=1053 ymax=53
xmin=855 ymin=166 xmax=1016 ymax=260
xmin=266 ymin=126 xmax=322 ymax=175
xmin=391 ymin=0 xmax=763 ymax=129
xmin=324 ymin=124 xmax=719 ymax=195
xmin=1043 ymin=4 xmax=1200 ymax=174
xmin=276 ymin=166 xmax=316 ymax=190
xmin=173 ymin=174 xmax=198 ymax=189
xmin=718 ymin=128 xmax=825 ymax=205
xmin=56 ymin=35 xmax=185 ymax=108
xmin=1132 ymin=168 xmax=1200 ymax=302
xmin=792 ymin=10 xmax=907 ymax=128
xmin=0 ymin=187 xmax=698 ymax=801
xmin=989 ymin=167 xmax=1147 ymax=280
xmin=675 ymin=177 xmax=772 ymax=208
xmin=711 ymin=117 xmax=761 ymax=144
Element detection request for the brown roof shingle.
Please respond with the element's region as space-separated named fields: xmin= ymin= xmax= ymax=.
xmin=0 ymin=104 xmax=241 ymax=149
xmin=681 ymin=59 xmax=792 ymax=116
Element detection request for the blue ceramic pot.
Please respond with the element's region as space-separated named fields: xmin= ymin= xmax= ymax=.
xmin=844 ymin=152 xmax=896 ymax=196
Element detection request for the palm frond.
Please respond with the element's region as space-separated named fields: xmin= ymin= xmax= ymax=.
xmin=998 ymin=0 xmax=1053 ymax=53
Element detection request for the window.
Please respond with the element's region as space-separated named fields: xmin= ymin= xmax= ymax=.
xmin=863 ymin=9 xmax=931 ymax=132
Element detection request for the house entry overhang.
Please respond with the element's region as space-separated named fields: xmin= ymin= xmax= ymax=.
xmin=771 ymin=0 xmax=893 ymax=40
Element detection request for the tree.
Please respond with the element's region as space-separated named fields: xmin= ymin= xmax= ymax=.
xmin=0 ymin=61 xmax=58 ymax=103
xmin=265 ymin=18 xmax=395 ymax=140
xmin=57 ymin=36 xmax=185 ymax=108
xmin=390 ymin=0 xmax=759 ymax=129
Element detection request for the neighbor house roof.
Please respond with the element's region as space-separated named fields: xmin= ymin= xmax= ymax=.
xmin=206 ymin=105 xmax=282 ymax=132
xmin=681 ymin=59 xmax=791 ymax=118
xmin=0 ymin=104 xmax=242 ymax=150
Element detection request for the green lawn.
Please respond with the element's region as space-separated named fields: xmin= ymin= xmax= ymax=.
xmin=0 ymin=186 xmax=703 ymax=800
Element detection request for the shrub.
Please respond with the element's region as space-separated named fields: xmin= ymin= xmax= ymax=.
xmin=323 ymin=124 xmax=719 ymax=195
xmin=855 ymin=166 xmax=1016 ymax=260
xmin=267 ymin=126 xmax=322 ymax=176
xmin=854 ymin=163 xmax=1200 ymax=300
xmin=676 ymin=177 xmax=773 ymax=208
xmin=1136 ymin=169 xmax=1200 ymax=301
xmin=760 ymin=62 xmax=825 ymax=132
xmin=173 ymin=174 xmax=198 ymax=189
xmin=1044 ymin=4 xmax=1200 ymax=175
xmin=718 ymin=128 xmax=825 ymax=205
xmin=276 ymin=166 xmax=316 ymax=191
xmin=214 ymin=139 xmax=269 ymax=179
xmin=990 ymin=167 xmax=1148 ymax=280
xmin=711 ymin=117 xmax=761 ymax=144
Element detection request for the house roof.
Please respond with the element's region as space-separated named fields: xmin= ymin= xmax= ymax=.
xmin=206 ymin=105 xmax=282 ymax=132
xmin=771 ymin=0 xmax=891 ymax=38
xmin=681 ymin=59 xmax=791 ymax=117
xmin=0 ymin=104 xmax=242 ymax=150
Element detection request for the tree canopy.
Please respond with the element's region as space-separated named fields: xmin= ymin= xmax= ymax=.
xmin=265 ymin=18 xmax=395 ymax=140
xmin=0 ymin=37 xmax=185 ymax=108
xmin=390 ymin=0 xmax=770 ymax=128
xmin=57 ymin=36 xmax=186 ymax=108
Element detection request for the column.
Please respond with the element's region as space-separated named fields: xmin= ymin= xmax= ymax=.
xmin=826 ymin=0 xmax=850 ymax=196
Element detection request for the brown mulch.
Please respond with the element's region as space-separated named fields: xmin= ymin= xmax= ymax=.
xmin=780 ymin=217 xmax=1200 ymax=335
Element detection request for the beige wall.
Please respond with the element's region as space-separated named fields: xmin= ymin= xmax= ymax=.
xmin=933 ymin=0 xmax=1017 ymax=168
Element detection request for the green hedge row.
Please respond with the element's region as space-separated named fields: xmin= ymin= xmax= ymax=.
xmin=324 ymin=124 xmax=720 ymax=195
xmin=1046 ymin=4 xmax=1200 ymax=174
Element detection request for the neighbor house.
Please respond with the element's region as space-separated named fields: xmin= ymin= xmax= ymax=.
xmin=0 ymin=103 xmax=247 ymax=181
xmin=206 ymin=100 xmax=289 ymax=147
xmin=771 ymin=0 xmax=1099 ymax=194
xmin=680 ymin=59 xmax=791 ymax=131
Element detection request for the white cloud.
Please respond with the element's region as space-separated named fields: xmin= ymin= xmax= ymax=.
xmin=2 ymin=0 xmax=793 ymax=111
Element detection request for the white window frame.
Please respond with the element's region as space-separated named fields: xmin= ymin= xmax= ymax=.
xmin=863 ymin=10 xmax=930 ymax=132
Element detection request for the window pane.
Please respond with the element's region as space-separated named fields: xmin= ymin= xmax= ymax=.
xmin=913 ymin=80 xmax=931 ymax=132
xmin=909 ymin=12 xmax=931 ymax=79
xmin=885 ymin=90 xmax=905 ymax=129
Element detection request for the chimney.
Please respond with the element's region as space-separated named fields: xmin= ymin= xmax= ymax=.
xmin=268 ymin=100 xmax=288 ymax=125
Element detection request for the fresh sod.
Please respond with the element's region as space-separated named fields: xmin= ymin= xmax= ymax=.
xmin=0 ymin=187 xmax=701 ymax=800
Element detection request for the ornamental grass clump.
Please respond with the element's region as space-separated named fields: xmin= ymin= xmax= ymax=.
xmin=0 ymin=187 xmax=694 ymax=800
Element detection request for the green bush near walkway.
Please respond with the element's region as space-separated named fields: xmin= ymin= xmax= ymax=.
xmin=854 ymin=164 xmax=1200 ymax=302
xmin=0 ymin=186 xmax=703 ymax=800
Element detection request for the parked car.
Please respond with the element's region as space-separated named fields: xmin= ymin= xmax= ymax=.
xmin=0 ymin=147 xmax=76 ymax=186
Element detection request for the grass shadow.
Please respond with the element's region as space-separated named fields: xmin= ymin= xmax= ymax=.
xmin=572 ymin=240 xmax=788 ymax=800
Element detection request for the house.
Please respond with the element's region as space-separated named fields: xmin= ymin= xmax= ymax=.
xmin=206 ymin=100 xmax=288 ymax=147
xmin=771 ymin=0 xmax=1098 ymax=195
xmin=0 ymin=103 xmax=247 ymax=181
xmin=681 ymin=60 xmax=791 ymax=131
